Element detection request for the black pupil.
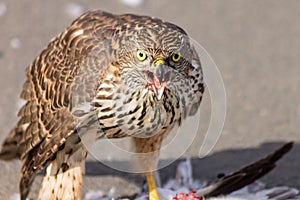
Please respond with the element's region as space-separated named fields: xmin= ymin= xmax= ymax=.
xmin=139 ymin=52 xmax=144 ymax=58
xmin=174 ymin=54 xmax=179 ymax=59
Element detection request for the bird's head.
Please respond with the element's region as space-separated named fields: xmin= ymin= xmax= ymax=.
xmin=115 ymin=21 xmax=203 ymax=104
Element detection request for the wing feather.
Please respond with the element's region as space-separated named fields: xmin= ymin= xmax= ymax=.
xmin=0 ymin=11 xmax=122 ymax=198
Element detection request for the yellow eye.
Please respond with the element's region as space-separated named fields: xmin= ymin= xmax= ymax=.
xmin=172 ymin=53 xmax=181 ymax=62
xmin=136 ymin=50 xmax=147 ymax=61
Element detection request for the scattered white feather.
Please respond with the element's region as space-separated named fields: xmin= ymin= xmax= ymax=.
xmin=0 ymin=2 xmax=7 ymax=17
xmin=119 ymin=0 xmax=145 ymax=8
xmin=107 ymin=187 xmax=116 ymax=198
xmin=84 ymin=188 xmax=116 ymax=200
xmin=164 ymin=158 xmax=206 ymax=191
xmin=84 ymin=158 xmax=300 ymax=200
xmin=65 ymin=2 xmax=84 ymax=19
xmin=157 ymin=188 xmax=178 ymax=200
xmin=10 ymin=37 xmax=22 ymax=49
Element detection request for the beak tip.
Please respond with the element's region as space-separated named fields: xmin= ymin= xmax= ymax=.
xmin=155 ymin=86 xmax=165 ymax=101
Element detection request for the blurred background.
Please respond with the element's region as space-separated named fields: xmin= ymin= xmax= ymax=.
xmin=0 ymin=0 xmax=299 ymax=199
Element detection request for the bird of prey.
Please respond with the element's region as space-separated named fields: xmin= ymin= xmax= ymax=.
xmin=0 ymin=10 xmax=204 ymax=200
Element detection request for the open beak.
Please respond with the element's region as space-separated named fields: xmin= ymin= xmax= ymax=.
xmin=153 ymin=63 xmax=166 ymax=100
xmin=147 ymin=58 xmax=168 ymax=101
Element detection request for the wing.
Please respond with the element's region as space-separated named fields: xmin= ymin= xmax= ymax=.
xmin=0 ymin=10 xmax=123 ymax=197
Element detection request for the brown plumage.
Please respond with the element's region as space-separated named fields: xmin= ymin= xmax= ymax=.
xmin=0 ymin=10 xmax=204 ymax=200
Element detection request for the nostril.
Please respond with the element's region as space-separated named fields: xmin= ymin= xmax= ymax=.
xmin=147 ymin=71 xmax=154 ymax=80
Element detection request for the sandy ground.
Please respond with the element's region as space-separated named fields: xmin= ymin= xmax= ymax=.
xmin=0 ymin=0 xmax=299 ymax=199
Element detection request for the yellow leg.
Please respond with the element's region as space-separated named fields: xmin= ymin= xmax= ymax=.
xmin=146 ymin=173 xmax=160 ymax=200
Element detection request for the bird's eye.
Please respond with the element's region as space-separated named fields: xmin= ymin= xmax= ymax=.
xmin=136 ymin=50 xmax=147 ymax=61
xmin=171 ymin=53 xmax=181 ymax=62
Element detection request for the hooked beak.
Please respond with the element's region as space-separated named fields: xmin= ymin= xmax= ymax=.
xmin=147 ymin=58 xmax=168 ymax=101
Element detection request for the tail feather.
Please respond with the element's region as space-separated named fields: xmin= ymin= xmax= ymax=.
xmin=37 ymin=159 xmax=85 ymax=200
